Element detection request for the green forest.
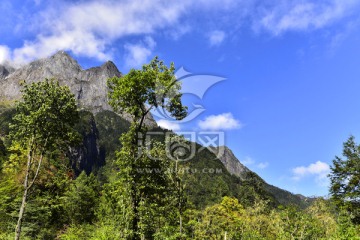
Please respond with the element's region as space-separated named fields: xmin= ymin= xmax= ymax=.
xmin=0 ymin=58 xmax=359 ymax=239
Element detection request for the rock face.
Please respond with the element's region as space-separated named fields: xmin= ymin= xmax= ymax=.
xmin=0 ymin=51 xmax=115 ymax=113
xmin=0 ymin=51 xmax=156 ymax=126
xmin=0 ymin=63 xmax=15 ymax=79
xmin=69 ymin=112 xmax=104 ymax=175
xmin=216 ymin=146 xmax=250 ymax=180
xmin=0 ymin=51 xmax=158 ymax=175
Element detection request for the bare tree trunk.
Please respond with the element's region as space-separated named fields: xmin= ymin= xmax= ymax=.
xmin=15 ymin=138 xmax=46 ymax=240
xmin=15 ymin=142 xmax=33 ymax=240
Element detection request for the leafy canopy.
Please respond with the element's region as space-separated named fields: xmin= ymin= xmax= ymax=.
xmin=10 ymin=78 xmax=80 ymax=150
xmin=106 ymin=57 xmax=188 ymax=239
xmin=107 ymin=56 xmax=187 ymax=124
xmin=10 ymin=79 xmax=80 ymax=240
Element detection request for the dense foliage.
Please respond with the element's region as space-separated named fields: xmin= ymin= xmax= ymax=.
xmin=107 ymin=57 xmax=188 ymax=239
xmin=9 ymin=79 xmax=79 ymax=240
xmin=0 ymin=62 xmax=359 ymax=239
xmin=329 ymin=136 xmax=360 ymax=225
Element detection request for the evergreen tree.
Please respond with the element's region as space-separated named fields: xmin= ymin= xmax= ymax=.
xmin=329 ymin=136 xmax=360 ymax=224
xmin=63 ymin=171 xmax=100 ymax=225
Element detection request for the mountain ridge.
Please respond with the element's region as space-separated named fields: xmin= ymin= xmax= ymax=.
xmin=0 ymin=51 xmax=155 ymax=126
xmin=0 ymin=51 xmax=116 ymax=112
xmin=215 ymin=145 xmax=313 ymax=205
xmin=215 ymin=146 xmax=250 ymax=180
xmin=0 ymin=52 xmax=312 ymax=207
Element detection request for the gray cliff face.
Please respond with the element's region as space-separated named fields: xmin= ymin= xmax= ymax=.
xmin=69 ymin=112 xmax=104 ymax=175
xmin=0 ymin=63 xmax=15 ymax=79
xmin=216 ymin=146 xmax=250 ymax=180
xmin=0 ymin=51 xmax=115 ymax=112
xmin=0 ymin=51 xmax=157 ymax=175
xmin=0 ymin=51 xmax=156 ymax=126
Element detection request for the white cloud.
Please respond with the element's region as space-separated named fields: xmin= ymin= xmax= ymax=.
xmin=208 ymin=30 xmax=226 ymax=46
xmin=2 ymin=0 xmax=189 ymax=64
xmin=0 ymin=45 xmax=11 ymax=64
xmin=124 ymin=37 xmax=156 ymax=68
xmin=292 ymin=161 xmax=330 ymax=186
xmin=13 ymin=31 xmax=110 ymax=64
xmin=198 ymin=113 xmax=241 ymax=130
xmin=1 ymin=0 xmax=241 ymax=64
xmin=157 ymin=119 xmax=181 ymax=131
xmin=293 ymin=161 xmax=329 ymax=176
xmin=241 ymin=157 xmax=268 ymax=169
xmin=1 ymin=0 xmax=358 ymax=64
xmin=327 ymin=19 xmax=359 ymax=55
xmin=257 ymin=0 xmax=359 ymax=35
xmin=257 ymin=162 xmax=269 ymax=169
xmin=168 ymin=25 xmax=192 ymax=40
xmin=242 ymin=156 xmax=255 ymax=166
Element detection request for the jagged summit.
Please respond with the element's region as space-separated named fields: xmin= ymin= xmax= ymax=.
xmin=0 ymin=62 xmax=16 ymax=79
xmin=49 ymin=50 xmax=82 ymax=71
xmin=0 ymin=51 xmax=120 ymax=113
xmin=101 ymin=60 xmax=118 ymax=70
xmin=215 ymin=145 xmax=250 ymax=180
xmin=0 ymin=51 xmax=156 ymax=126
xmin=0 ymin=65 xmax=12 ymax=79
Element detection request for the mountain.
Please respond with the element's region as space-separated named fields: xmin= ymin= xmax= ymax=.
xmin=0 ymin=62 xmax=15 ymax=79
xmin=0 ymin=52 xmax=312 ymax=208
xmin=216 ymin=146 xmax=314 ymax=207
xmin=0 ymin=51 xmax=153 ymax=175
xmin=0 ymin=51 xmax=155 ymax=126
xmin=0 ymin=51 xmax=114 ymax=113
xmin=216 ymin=146 xmax=250 ymax=180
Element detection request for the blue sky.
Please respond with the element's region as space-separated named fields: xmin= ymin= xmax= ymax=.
xmin=1 ymin=0 xmax=360 ymax=197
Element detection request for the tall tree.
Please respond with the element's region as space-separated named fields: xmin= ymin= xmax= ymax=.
xmin=329 ymin=136 xmax=360 ymax=224
xmin=63 ymin=171 xmax=100 ymax=225
xmin=107 ymin=56 xmax=187 ymax=239
xmin=10 ymin=79 xmax=79 ymax=240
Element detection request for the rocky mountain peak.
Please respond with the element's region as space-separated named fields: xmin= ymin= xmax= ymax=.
xmin=49 ymin=50 xmax=82 ymax=71
xmin=101 ymin=60 xmax=118 ymax=71
xmin=0 ymin=51 xmax=155 ymax=126
xmin=216 ymin=145 xmax=250 ymax=180
xmin=0 ymin=62 xmax=15 ymax=79
xmin=0 ymin=66 xmax=11 ymax=79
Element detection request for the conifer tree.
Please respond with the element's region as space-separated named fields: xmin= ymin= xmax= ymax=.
xmin=329 ymin=136 xmax=360 ymax=224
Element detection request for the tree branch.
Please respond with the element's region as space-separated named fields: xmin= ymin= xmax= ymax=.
xmin=27 ymin=137 xmax=48 ymax=191
xmin=137 ymin=105 xmax=153 ymax=133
